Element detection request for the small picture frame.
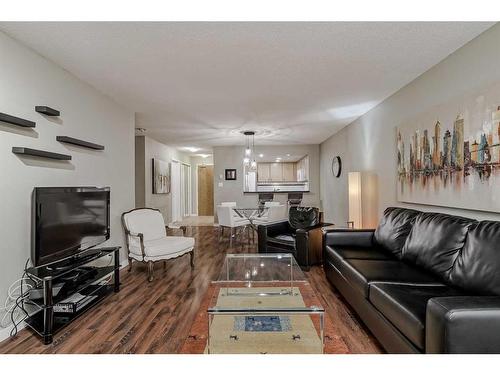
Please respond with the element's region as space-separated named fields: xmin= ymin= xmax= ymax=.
xmin=225 ymin=169 xmax=237 ymax=180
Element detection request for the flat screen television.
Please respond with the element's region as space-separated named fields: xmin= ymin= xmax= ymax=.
xmin=32 ymin=187 xmax=110 ymax=267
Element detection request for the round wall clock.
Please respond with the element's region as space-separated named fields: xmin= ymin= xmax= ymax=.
xmin=331 ymin=156 xmax=342 ymax=178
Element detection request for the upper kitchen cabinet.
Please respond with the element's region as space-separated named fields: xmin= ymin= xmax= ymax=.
xmin=296 ymin=156 xmax=309 ymax=182
xmin=270 ymin=162 xmax=283 ymax=181
xmin=257 ymin=163 xmax=271 ymax=181
xmin=246 ymin=153 xmax=310 ymax=193
xmin=282 ymin=162 xmax=296 ymax=181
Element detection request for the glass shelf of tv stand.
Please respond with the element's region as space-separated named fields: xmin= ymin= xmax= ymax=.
xmin=25 ymin=247 xmax=118 ymax=281
xmin=23 ymin=246 xmax=120 ymax=344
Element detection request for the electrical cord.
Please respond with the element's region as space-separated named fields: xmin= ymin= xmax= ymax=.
xmin=0 ymin=259 xmax=35 ymax=336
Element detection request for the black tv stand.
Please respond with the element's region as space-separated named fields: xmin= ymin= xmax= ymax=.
xmin=24 ymin=247 xmax=120 ymax=344
xmin=45 ymin=252 xmax=103 ymax=271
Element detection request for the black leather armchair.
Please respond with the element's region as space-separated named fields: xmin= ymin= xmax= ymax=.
xmin=257 ymin=207 xmax=332 ymax=270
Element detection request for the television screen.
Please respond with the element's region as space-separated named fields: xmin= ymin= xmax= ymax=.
xmin=32 ymin=187 xmax=110 ymax=267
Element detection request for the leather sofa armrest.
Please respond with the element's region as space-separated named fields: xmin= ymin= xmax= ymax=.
xmin=426 ymin=296 xmax=500 ymax=353
xmin=257 ymin=220 xmax=290 ymax=253
xmin=322 ymin=228 xmax=375 ymax=247
xmin=296 ymin=222 xmax=334 ymax=233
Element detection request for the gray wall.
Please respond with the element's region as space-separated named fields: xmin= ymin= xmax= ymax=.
xmin=135 ymin=136 xmax=146 ymax=207
xmin=135 ymin=135 xmax=190 ymax=223
xmin=320 ymin=23 xmax=500 ymax=226
xmin=0 ymin=31 xmax=135 ymax=339
xmin=213 ymin=145 xmax=320 ymax=216
xmin=190 ymin=155 xmax=214 ymax=215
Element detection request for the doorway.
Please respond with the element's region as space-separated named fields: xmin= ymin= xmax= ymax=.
xmin=170 ymin=160 xmax=182 ymax=224
xmin=171 ymin=160 xmax=192 ymax=225
xmin=197 ymin=164 xmax=214 ymax=216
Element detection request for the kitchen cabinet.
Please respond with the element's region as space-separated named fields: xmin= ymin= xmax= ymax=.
xmin=282 ymin=163 xmax=296 ymax=181
xmin=270 ymin=162 xmax=283 ymax=181
xmin=257 ymin=163 xmax=270 ymax=181
xmin=296 ymin=156 xmax=309 ymax=182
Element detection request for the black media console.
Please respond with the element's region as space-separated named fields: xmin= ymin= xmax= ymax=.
xmin=24 ymin=247 xmax=120 ymax=344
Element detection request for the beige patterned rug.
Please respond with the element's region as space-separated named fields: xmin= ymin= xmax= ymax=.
xmin=180 ymin=284 xmax=350 ymax=354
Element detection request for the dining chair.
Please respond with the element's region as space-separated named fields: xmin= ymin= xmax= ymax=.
xmin=216 ymin=205 xmax=250 ymax=248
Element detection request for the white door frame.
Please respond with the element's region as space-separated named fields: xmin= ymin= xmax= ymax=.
xmin=170 ymin=160 xmax=181 ymax=225
xmin=170 ymin=159 xmax=192 ymax=225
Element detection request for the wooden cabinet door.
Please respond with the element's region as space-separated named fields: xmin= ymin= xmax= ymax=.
xmin=282 ymin=163 xmax=295 ymax=181
xmin=270 ymin=162 xmax=283 ymax=181
xmin=257 ymin=163 xmax=270 ymax=181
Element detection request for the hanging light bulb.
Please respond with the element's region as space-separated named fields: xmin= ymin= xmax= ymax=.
xmin=242 ymin=131 xmax=256 ymax=167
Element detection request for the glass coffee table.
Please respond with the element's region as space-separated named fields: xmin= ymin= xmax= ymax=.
xmin=207 ymin=253 xmax=324 ymax=354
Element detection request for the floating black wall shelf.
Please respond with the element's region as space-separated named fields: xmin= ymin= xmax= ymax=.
xmin=0 ymin=112 xmax=36 ymax=128
xmin=35 ymin=106 xmax=60 ymax=116
xmin=12 ymin=147 xmax=72 ymax=160
xmin=56 ymin=136 xmax=105 ymax=150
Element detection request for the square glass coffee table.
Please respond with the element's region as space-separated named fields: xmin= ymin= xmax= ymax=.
xmin=207 ymin=253 xmax=325 ymax=354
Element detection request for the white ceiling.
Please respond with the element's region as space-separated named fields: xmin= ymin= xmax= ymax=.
xmin=0 ymin=22 xmax=494 ymax=154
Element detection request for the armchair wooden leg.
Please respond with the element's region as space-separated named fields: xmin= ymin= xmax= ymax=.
xmin=148 ymin=261 xmax=154 ymax=282
xmin=190 ymin=250 xmax=195 ymax=268
xmin=163 ymin=260 xmax=167 ymax=269
xmin=128 ymin=257 xmax=133 ymax=272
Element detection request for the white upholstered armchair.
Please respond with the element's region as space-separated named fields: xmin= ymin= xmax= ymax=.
xmin=121 ymin=208 xmax=195 ymax=282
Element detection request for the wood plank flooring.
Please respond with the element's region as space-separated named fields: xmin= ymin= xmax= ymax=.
xmin=0 ymin=226 xmax=383 ymax=354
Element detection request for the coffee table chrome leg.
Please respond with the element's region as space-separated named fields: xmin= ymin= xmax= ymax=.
xmin=320 ymin=312 xmax=325 ymax=353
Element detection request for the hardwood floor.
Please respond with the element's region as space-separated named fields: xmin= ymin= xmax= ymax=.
xmin=0 ymin=226 xmax=383 ymax=354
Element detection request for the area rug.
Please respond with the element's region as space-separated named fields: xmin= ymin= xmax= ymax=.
xmin=180 ymin=284 xmax=350 ymax=354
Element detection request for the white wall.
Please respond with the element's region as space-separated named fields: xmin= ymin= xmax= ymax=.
xmin=0 ymin=32 xmax=135 ymax=338
xmin=213 ymin=145 xmax=320 ymax=213
xmin=135 ymin=135 xmax=190 ymax=223
xmin=320 ymin=24 xmax=500 ymax=226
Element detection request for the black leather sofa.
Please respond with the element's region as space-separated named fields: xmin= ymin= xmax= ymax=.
xmin=258 ymin=207 xmax=332 ymax=270
xmin=323 ymin=207 xmax=500 ymax=353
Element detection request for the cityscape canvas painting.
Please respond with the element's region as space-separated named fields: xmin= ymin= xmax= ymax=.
xmin=152 ymin=158 xmax=170 ymax=194
xmin=397 ymin=81 xmax=500 ymax=212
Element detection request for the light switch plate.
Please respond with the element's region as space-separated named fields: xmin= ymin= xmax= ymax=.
xmin=218 ymin=182 xmax=223 ymax=187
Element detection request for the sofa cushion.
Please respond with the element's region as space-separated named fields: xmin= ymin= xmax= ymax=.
xmin=369 ymin=283 xmax=463 ymax=350
xmin=341 ymin=259 xmax=440 ymax=297
xmin=402 ymin=212 xmax=476 ymax=281
xmin=129 ymin=236 xmax=195 ymax=261
xmin=266 ymin=234 xmax=296 ymax=253
xmin=450 ymin=221 xmax=500 ymax=295
xmin=374 ymin=207 xmax=420 ymax=259
xmin=325 ymin=245 xmax=393 ymax=261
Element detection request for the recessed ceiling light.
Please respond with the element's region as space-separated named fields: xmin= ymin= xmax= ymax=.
xmin=197 ymin=153 xmax=211 ymax=159
xmin=286 ymin=154 xmax=291 ymax=157
xmin=182 ymin=146 xmax=200 ymax=152
xmin=259 ymin=154 xmax=264 ymax=158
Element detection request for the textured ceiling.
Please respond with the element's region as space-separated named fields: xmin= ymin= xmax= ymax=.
xmin=0 ymin=22 xmax=494 ymax=153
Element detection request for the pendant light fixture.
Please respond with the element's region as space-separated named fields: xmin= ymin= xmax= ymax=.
xmin=243 ymin=131 xmax=257 ymax=169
